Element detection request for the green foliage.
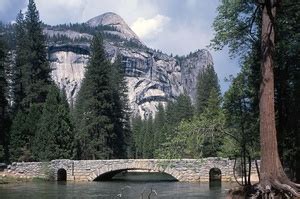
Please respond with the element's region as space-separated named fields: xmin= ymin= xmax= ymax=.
xmin=210 ymin=0 xmax=259 ymax=57
xmin=23 ymin=0 xmax=51 ymax=106
xmin=274 ymin=0 xmax=300 ymax=181
xmin=33 ymin=85 xmax=74 ymax=160
xmin=131 ymin=94 xmax=194 ymax=159
xmin=45 ymin=22 xmax=146 ymax=50
xmin=196 ymin=65 xmax=220 ymax=114
xmin=212 ymin=0 xmax=300 ymax=181
xmin=74 ymin=34 xmax=130 ymax=160
xmin=131 ymin=116 xmax=143 ymax=158
xmin=223 ymin=66 xmax=260 ymax=159
xmin=9 ymin=105 xmax=41 ymax=162
xmin=110 ymin=56 xmax=132 ymax=158
xmin=0 ymin=34 xmax=10 ymax=162
xmin=129 ymin=66 xmax=225 ymax=160
xmin=142 ymin=116 xmax=154 ymax=158
xmin=153 ymin=103 xmax=166 ymax=154
xmin=200 ymin=88 xmax=224 ymax=157
xmin=74 ymin=34 xmax=113 ymax=159
xmin=157 ymin=88 xmax=225 ymax=159
xmin=9 ymin=0 xmax=56 ymax=162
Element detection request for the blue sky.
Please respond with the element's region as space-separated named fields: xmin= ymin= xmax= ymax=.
xmin=0 ymin=0 xmax=240 ymax=92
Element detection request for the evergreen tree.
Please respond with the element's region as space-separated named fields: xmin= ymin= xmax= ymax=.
xmin=131 ymin=116 xmax=143 ymax=158
xmin=0 ymin=33 xmax=10 ymax=162
xmin=201 ymin=88 xmax=223 ymax=157
xmin=110 ymin=56 xmax=131 ymax=158
xmin=196 ymin=65 xmax=220 ymax=114
xmin=153 ymin=103 xmax=166 ymax=154
xmin=274 ymin=0 xmax=300 ymax=181
xmin=142 ymin=116 xmax=154 ymax=158
xmin=12 ymin=11 xmax=27 ymax=111
xmin=175 ymin=94 xmax=194 ymax=121
xmin=23 ymin=0 xmax=51 ymax=106
xmin=74 ymin=34 xmax=115 ymax=160
xmin=9 ymin=0 xmax=52 ymax=161
xmin=9 ymin=105 xmax=40 ymax=162
xmin=33 ymin=85 xmax=74 ymax=160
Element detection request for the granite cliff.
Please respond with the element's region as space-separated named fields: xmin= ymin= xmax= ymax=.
xmin=45 ymin=12 xmax=213 ymax=119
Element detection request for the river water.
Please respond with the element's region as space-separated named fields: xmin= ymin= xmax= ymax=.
xmin=0 ymin=172 xmax=233 ymax=198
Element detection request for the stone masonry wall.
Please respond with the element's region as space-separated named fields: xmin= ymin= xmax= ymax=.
xmin=5 ymin=158 xmax=260 ymax=182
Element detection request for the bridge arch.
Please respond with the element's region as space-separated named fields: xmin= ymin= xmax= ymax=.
xmin=86 ymin=163 xmax=181 ymax=181
xmin=209 ymin=167 xmax=222 ymax=182
xmin=57 ymin=168 xmax=67 ymax=181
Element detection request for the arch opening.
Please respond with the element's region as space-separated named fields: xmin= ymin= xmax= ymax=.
xmin=93 ymin=169 xmax=178 ymax=182
xmin=57 ymin=168 xmax=67 ymax=181
xmin=209 ymin=168 xmax=221 ymax=181
xmin=209 ymin=168 xmax=222 ymax=189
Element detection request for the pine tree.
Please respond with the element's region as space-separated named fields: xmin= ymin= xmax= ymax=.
xmin=74 ymin=34 xmax=115 ymax=160
xmin=153 ymin=103 xmax=166 ymax=155
xmin=0 ymin=33 xmax=10 ymax=162
xmin=142 ymin=116 xmax=154 ymax=158
xmin=175 ymin=94 xmax=194 ymax=121
xmin=9 ymin=105 xmax=40 ymax=162
xmin=33 ymin=85 xmax=74 ymax=160
xmin=131 ymin=116 xmax=143 ymax=158
xmin=201 ymin=88 xmax=224 ymax=157
xmin=12 ymin=11 xmax=27 ymax=111
xmin=110 ymin=56 xmax=131 ymax=158
xmin=196 ymin=65 xmax=220 ymax=114
xmin=9 ymin=0 xmax=52 ymax=161
xmin=23 ymin=0 xmax=51 ymax=106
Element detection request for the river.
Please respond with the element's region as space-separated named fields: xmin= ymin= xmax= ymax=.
xmin=0 ymin=172 xmax=233 ymax=198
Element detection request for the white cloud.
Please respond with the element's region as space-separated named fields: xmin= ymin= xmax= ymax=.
xmin=34 ymin=0 xmax=87 ymax=25
xmin=131 ymin=14 xmax=170 ymax=39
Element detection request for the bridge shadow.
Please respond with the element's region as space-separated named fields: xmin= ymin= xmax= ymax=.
xmin=93 ymin=169 xmax=178 ymax=182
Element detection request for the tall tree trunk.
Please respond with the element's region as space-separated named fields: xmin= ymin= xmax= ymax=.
xmin=259 ymin=0 xmax=285 ymax=185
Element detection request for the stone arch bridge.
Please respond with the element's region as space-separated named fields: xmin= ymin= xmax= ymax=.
xmin=5 ymin=158 xmax=259 ymax=182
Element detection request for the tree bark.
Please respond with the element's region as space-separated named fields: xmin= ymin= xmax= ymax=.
xmin=259 ymin=0 xmax=286 ymax=186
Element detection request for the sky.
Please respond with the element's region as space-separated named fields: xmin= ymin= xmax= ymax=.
xmin=0 ymin=0 xmax=240 ymax=92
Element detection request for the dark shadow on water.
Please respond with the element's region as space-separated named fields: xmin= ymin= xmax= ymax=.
xmin=94 ymin=170 xmax=178 ymax=182
xmin=209 ymin=180 xmax=222 ymax=190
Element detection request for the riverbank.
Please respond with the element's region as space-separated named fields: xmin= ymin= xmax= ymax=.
xmin=0 ymin=172 xmax=48 ymax=184
xmin=0 ymin=175 xmax=30 ymax=184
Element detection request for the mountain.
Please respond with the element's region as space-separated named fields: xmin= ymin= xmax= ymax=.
xmin=87 ymin=12 xmax=140 ymax=42
xmin=45 ymin=12 xmax=213 ymax=119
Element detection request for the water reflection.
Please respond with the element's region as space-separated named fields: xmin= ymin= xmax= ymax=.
xmin=110 ymin=171 xmax=178 ymax=182
xmin=0 ymin=172 xmax=233 ymax=198
xmin=209 ymin=180 xmax=222 ymax=190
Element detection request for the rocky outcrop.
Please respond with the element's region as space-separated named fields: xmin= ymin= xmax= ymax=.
xmin=49 ymin=50 xmax=88 ymax=105
xmin=87 ymin=12 xmax=141 ymax=44
xmin=46 ymin=12 xmax=213 ymax=119
xmin=181 ymin=50 xmax=214 ymax=104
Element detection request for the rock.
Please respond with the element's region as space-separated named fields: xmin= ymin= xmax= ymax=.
xmin=86 ymin=12 xmax=141 ymax=43
xmin=46 ymin=12 xmax=214 ymax=119
xmin=50 ymin=50 xmax=88 ymax=104
xmin=181 ymin=49 xmax=214 ymax=104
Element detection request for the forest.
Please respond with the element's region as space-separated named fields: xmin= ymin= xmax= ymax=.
xmin=0 ymin=0 xmax=299 ymax=197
